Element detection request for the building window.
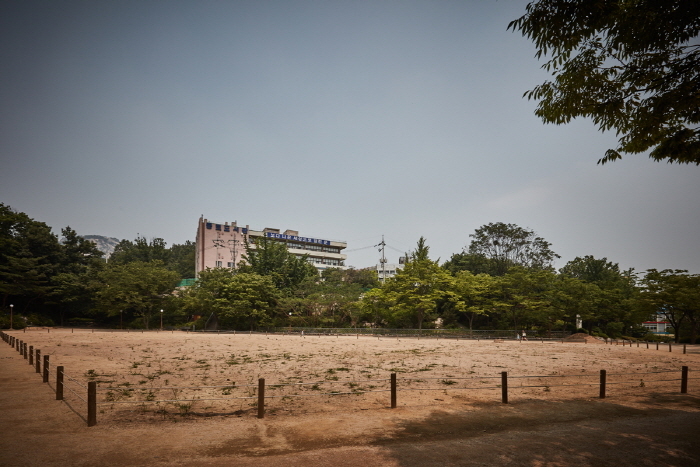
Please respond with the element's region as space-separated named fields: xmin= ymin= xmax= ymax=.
xmin=227 ymin=262 xmax=235 ymax=268
xmin=216 ymin=261 xmax=222 ymax=267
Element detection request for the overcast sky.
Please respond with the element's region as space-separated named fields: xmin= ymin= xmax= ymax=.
xmin=1 ymin=0 xmax=698 ymax=274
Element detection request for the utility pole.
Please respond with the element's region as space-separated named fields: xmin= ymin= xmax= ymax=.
xmin=377 ymin=236 xmax=387 ymax=284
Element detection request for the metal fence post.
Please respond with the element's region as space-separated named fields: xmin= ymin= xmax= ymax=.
xmin=391 ymin=373 xmax=397 ymax=408
xmin=501 ymin=371 xmax=508 ymax=404
xmin=599 ymin=370 xmax=606 ymax=399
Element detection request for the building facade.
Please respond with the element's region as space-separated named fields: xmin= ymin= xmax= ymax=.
xmin=642 ymin=312 xmax=672 ymax=336
xmin=195 ymin=217 xmax=347 ymax=276
xmin=376 ymin=263 xmax=404 ymax=282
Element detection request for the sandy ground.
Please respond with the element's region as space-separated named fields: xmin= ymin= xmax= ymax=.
xmin=1 ymin=329 xmax=700 ymax=466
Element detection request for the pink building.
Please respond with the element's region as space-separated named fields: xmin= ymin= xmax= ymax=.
xmin=195 ymin=217 xmax=347 ymax=276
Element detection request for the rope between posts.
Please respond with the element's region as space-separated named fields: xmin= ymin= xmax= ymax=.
xmin=265 ymin=389 xmax=391 ymax=398
xmin=274 ymin=378 xmax=391 ymax=387
xmin=97 ymin=396 xmax=258 ymax=405
xmin=99 ymin=383 xmax=258 ymax=391
xmin=61 ymin=371 xmax=87 ymax=390
xmin=63 ymin=383 xmax=87 ymax=403
xmin=399 ymin=385 xmax=502 ymax=391
xmin=98 ymin=378 xmax=392 ymax=392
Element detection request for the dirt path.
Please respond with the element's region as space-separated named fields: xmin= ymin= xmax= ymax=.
xmin=2 ymin=331 xmax=700 ymax=466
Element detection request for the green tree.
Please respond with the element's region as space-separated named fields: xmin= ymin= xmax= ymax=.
xmin=641 ymin=269 xmax=700 ymax=343
xmin=0 ymin=204 xmax=61 ymax=313
xmin=465 ymin=222 xmax=559 ymax=276
xmin=109 ymin=237 xmax=171 ymax=265
xmin=443 ymin=252 xmax=497 ymax=276
xmin=240 ymin=237 xmax=317 ymax=290
xmin=560 ymin=256 xmax=643 ymax=336
xmin=180 ymin=268 xmax=278 ymax=330
xmin=453 ymin=271 xmax=497 ymax=333
xmin=168 ymin=241 xmax=196 ymax=279
xmin=382 ymin=238 xmax=457 ymax=330
xmin=509 ymin=0 xmax=700 ymax=165
xmin=45 ymin=227 xmax=106 ymax=325
xmin=97 ymin=260 xmax=179 ymax=329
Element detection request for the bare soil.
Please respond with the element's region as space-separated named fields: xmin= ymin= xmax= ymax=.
xmin=2 ymin=329 xmax=699 ymax=466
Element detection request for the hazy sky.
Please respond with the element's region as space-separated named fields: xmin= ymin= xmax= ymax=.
xmin=1 ymin=0 xmax=698 ymax=273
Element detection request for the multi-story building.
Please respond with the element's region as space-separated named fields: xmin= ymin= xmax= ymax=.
xmin=195 ymin=217 xmax=347 ymax=277
xmin=642 ymin=312 xmax=672 ymax=336
xmin=376 ymin=263 xmax=404 ymax=282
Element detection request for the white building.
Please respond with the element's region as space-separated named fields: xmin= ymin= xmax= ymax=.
xmin=376 ymin=263 xmax=404 ymax=282
xmin=642 ymin=312 xmax=672 ymax=335
xmin=195 ymin=217 xmax=347 ymax=276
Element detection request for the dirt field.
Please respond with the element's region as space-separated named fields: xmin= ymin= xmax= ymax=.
xmin=2 ymin=329 xmax=700 ymax=466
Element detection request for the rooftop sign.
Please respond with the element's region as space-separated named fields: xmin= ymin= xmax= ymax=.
xmin=265 ymin=232 xmax=331 ymax=245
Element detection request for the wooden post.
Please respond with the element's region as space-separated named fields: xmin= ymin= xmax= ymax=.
xmin=23 ymin=342 xmax=28 ymax=359
xmin=683 ymin=344 xmax=687 ymax=355
xmin=681 ymin=366 xmax=688 ymax=394
xmin=56 ymin=366 xmax=64 ymax=400
xmin=646 ymin=341 xmax=649 ymax=349
xmin=88 ymin=381 xmax=97 ymax=427
xmin=501 ymin=371 xmax=508 ymax=404
xmin=656 ymin=342 xmax=659 ymax=350
xmin=669 ymin=343 xmax=672 ymax=352
xmin=35 ymin=349 xmax=41 ymax=373
xmin=391 ymin=373 xmax=397 ymax=408
xmin=29 ymin=345 xmax=33 ymax=365
xmin=43 ymin=355 xmax=49 ymax=383
xmin=599 ymin=370 xmax=606 ymax=399
xmin=257 ymin=378 xmax=265 ymax=419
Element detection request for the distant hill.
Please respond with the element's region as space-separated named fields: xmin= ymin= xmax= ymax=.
xmin=82 ymin=235 xmax=121 ymax=258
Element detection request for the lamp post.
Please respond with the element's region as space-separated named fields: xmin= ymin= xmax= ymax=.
xmin=9 ymin=304 xmax=13 ymax=330
xmin=160 ymin=309 xmax=164 ymax=331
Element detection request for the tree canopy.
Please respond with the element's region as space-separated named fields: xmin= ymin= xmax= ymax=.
xmin=461 ymin=222 xmax=559 ymax=276
xmin=509 ymin=0 xmax=700 ymax=165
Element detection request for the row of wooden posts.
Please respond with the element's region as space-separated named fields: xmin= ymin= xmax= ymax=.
xmin=1 ymin=332 xmax=97 ymax=426
xmin=1 ymin=331 xmax=692 ymax=426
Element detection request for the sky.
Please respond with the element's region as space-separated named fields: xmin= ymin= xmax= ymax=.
xmin=1 ymin=0 xmax=698 ymax=274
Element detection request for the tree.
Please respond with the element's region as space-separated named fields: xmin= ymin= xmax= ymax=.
xmin=509 ymin=0 xmax=700 ymax=165
xmin=97 ymin=260 xmax=179 ymax=329
xmin=641 ymin=269 xmax=700 ymax=343
xmin=168 ymin=241 xmax=196 ymax=279
xmin=109 ymin=236 xmax=195 ymax=279
xmin=0 ymin=204 xmax=61 ymax=312
xmin=453 ymin=271 xmax=497 ymax=333
xmin=560 ymin=256 xmax=643 ymax=336
xmin=240 ymin=237 xmax=317 ymax=290
xmin=560 ymin=256 xmax=625 ymax=285
xmin=381 ymin=237 xmax=457 ymax=330
xmin=109 ymin=237 xmax=171 ymax=266
xmin=465 ymin=222 xmax=559 ymax=276
xmin=180 ymin=268 xmax=278 ymax=330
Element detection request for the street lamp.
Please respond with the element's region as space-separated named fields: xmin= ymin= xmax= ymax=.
xmin=160 ymin=309 xmax=164 ymax=331
xmin=9 ymin=304 xmax=13 ymax=330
